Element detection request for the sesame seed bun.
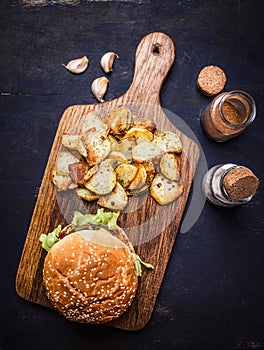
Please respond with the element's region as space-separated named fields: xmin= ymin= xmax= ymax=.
xmin=197 ymin=65 xmax=227 ymax=96
xmin=43 ymin=226 xmax=138 ymax=324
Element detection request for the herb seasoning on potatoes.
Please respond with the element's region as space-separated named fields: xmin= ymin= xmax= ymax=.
xmin=51 ymin=106 xmax=184 ymax=210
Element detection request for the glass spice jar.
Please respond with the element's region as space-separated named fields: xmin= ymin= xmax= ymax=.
xmin=200 ymin=90 xmax=256 ymax=141
xmin=202 ymin=163 xmax=259 ymax=207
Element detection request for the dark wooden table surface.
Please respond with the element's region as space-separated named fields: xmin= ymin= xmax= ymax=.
xmin=1 ymin=1 xmax=263 ymax=349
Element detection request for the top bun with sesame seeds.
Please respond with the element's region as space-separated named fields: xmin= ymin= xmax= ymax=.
xmin=43 ymin=226 xmax=138 ymax=324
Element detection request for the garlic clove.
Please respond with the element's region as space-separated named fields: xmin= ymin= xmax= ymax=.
xmin=91 ymin=77 xmax=109 ymax=102
xmin=63 ymin=56 xmax=89 ymax=74
xmin=100 ymin=52 xmax=118 ymax=73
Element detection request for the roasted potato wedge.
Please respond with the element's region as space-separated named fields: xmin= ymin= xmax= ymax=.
xmin=128 ymin=164 xmax=147 ymax=190
xmin=152 ymin=131 xmax=182 ymax=153
xmin=85 ymin=160 xmax=116 ymax=195
xmin=115 ymin=163 xmax=138 ymax=188
xmin=97 ymin=182 xmax=128 ymax=211
xmin=132 ymin=141 xmax=164 ymax=163
xmin=107 ymin=106 xmax=133 ymax=137
xmin=68 ymin=161 xmax=89 ymax=185
xmin=150 ymin=174 xmax=183 ymax=205
xmin=61 ymin=133 xmax=81 ymax=151
xmin=123 ymin=127 xmax=154 ymax=143
xmin=51 ymin=166 xmax=76 ymax=192
xmin=83 ymin=165 xmax=99 ymax=182
xmin=74 ymin=138 xmax=88 ymax=159
xmin=83 ymin=165 xmax=99 ymax=183
xmin=61 ymin=134 xmax=86 ymax=159
xmin=142 ymin=161 xmax=156 ymax=185
xmin=55 ymin=151 xmax=81 ymax=176
xmin=133 ymin=117 xmax=156 ymax=132
xmin=81 ymin=110 xmax=109 ymax=135
xmin=81 ymin=129 xmax=111 ymax=167
xmin=75 ymin=187 xmax=98 ymax=201
xmin=160 ymin=153 xmax=181 ymax=181
xmin=108 ymin=134 xmax=119 ymax=148
xmin=111 ymin=138 xmax=136 ymax=163
xmin=108 ymin=151 xmax=128 ymax=169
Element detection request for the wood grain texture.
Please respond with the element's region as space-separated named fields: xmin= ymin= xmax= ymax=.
xmin=16 ymin=32 xmax=200 ymax=331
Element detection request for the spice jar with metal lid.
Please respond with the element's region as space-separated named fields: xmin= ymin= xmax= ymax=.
xmin=200 ymin=90 xmax=256 ymax=141
xmin=202 ymin=163 xmax=259 ymax=207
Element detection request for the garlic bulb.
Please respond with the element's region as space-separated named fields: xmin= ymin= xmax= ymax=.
xmin=100 ymin=52 xmax=118 ymax=73
xmin=63 ymin=56 xmax=89 ymax=74
xmin=91 ymin=77 xmax=109 ymax=102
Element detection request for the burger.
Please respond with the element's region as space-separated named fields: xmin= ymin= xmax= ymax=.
xmin=40 ymin=209 xmax=153 ymax=324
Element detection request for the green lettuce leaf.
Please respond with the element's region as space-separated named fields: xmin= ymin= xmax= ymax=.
xmin=132 ymin=253 xmax=154 ymax=277
xmin=39 ymin=224 xmax=73 ymax=252
xmin=39 ymin=225 xmax=62 ymax=252
xmin=40 ymin=209 xmax=120 ymax=252
xmin=71 ymin=208 xmax=120 ymax=230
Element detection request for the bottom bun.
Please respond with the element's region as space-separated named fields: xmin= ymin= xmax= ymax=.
xmin=43 ymin=228 xmax=138 ymax=324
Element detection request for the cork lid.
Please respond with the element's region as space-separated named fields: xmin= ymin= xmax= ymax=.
xmin=197 ymin=65 xmax=227 ymax=96
xmin=223 ymin=166 xmax=259 ymax=201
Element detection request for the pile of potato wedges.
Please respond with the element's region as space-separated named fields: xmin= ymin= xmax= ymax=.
xmin=51 ymin=106 xmax=183 ymax=210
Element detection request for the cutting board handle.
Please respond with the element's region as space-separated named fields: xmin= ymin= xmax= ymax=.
xmin=124 ymin=32 xmax=175 ymax=106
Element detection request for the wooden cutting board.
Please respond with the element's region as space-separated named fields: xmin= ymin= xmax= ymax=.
xmin=16 ymin=32 xmax=200 ymax=331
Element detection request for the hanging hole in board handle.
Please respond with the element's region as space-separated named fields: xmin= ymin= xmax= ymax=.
xmin=152 ymin=43 xmax=162 ymax=55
